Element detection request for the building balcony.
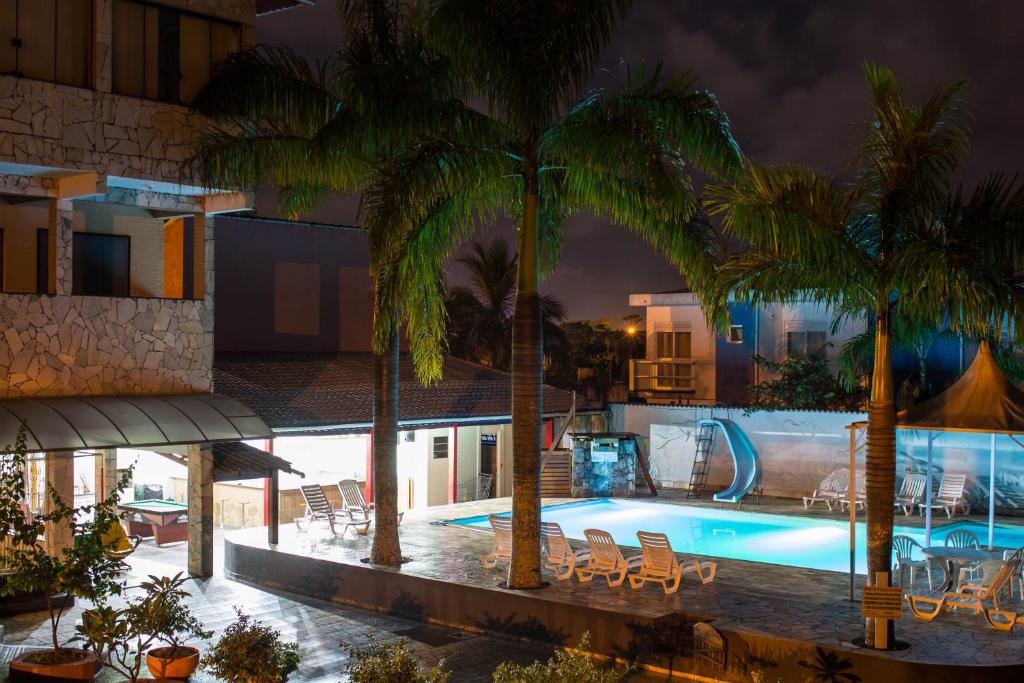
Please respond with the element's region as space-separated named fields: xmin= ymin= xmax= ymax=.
xmin=629 ymin=358 xmax=714 ymax=402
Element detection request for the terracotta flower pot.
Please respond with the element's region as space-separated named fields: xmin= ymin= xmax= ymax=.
xmin=8 ymin=648 xmax=100 ymax=681
xmin=146 ymin=646 xmax=201 ymax=679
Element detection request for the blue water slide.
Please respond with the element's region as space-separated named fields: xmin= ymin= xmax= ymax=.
xmin=699 ymin=418 xmax=760 ymax=503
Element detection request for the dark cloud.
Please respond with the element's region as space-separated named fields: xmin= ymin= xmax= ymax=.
xmin=255 ymin=1 xmax=1024 ymax=321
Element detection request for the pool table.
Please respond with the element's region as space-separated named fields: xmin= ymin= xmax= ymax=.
xmin=119 ymin=499 xmax=188 ymax=546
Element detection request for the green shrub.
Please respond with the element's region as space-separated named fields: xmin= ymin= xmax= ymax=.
xmin=201 ymin=609 xmax=300 ymax=682
xmin=343 ymin=638 xmax=449 ymax=683
xmin=492 ymin=635 xmax=629 ymax=683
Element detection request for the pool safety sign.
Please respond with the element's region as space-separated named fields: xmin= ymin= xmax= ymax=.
xmin=861 ymin=585 xmax=903 ymax=619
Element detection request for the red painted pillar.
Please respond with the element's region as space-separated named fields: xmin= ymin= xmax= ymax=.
xmin=263 ymin=439 xmax=273 ymax=525
xmin=448 ymin=425 xmax=458 ymax=504
xmin=544 ymin=419 xmax=554 ymax=449
xmin=365 ymin=430 xmax=374 ymax=504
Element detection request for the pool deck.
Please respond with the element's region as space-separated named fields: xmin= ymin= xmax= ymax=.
xmin=224 ymin=493 xmax=1024 ymax=682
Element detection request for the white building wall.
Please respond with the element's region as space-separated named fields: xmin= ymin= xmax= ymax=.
xmin=426 ymin=427 xmax=452 ymax=507
xmin=644 ymin=303 xmax=716 ymax=401
xmin=398 ymin=430 xmax=429 ymax=510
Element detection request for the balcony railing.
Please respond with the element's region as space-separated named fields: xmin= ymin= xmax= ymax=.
xmin=629 ymin=359 xmax=707 ymax=393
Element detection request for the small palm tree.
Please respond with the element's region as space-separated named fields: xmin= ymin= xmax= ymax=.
xmin=446 ymin=239 xmax=567 ymax=371
xmin=707 ymin=63 xmax=1024 ymax=643
xmin=188 ymin=0 xmax=475 ymax=567
xmin=365 ymin=0 xmax=743 ymax=588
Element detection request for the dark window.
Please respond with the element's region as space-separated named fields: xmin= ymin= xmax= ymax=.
xmin=655 ymin=330 xmax=691 ymax=359
xmin=432 ymin=435 xmax=449 ymax=459
xmin=73 ymin=233 xmax=130 ymax=297
xmin=36 ymin=228 xmax=48 ymax=294
xmin=786 ymin=329 xmax=829 ymax=359
xmin=727 ymin=325 xmax=743 ymax=344
xmin=0 ymin=0 xmax=92 ymax=88
xmin=112 ymin=0 xmax=241 ymax=105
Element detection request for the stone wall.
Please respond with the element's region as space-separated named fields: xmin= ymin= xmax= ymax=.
xmin=571 ymin=437 xmax=637 ymax=498
xmin=0 ymin=294 xmax=212 ymax=397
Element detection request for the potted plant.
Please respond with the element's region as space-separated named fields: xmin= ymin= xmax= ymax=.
xmin=75 ymin=572 xmax=212 ymax=681
xmin=201 ymin=608 xmax=300 ymax=682
xmin=1 ymin=428 xmax=132 ymax=681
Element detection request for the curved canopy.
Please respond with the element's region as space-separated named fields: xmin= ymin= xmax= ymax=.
xmin=898 ymin=341 xmax=1024 ymax=435
xmin=0 ymin=393 xmax=273 ymax=453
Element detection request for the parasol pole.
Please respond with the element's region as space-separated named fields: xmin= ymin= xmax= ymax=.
xmin=989 ymin=433 xmax=996 ymax=550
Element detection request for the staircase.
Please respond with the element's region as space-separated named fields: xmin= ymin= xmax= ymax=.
xmin=540 ymin=449 xmax=572 ymax=497
xmin=687 ymin=421 xmax=716 ymax=498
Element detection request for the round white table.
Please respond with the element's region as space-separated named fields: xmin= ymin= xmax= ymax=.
xmin=921 ymin=546 xmax=1004 ymax=591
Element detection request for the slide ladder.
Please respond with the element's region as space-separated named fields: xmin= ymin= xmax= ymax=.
xmin=699 ymin=418 xmax=761 ymax=504
xmin=686 ymin=421 xmax=716 ymax=498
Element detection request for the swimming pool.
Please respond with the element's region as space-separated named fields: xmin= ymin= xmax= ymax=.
xmin=450 ymin=499 xmax=1024 ymax=574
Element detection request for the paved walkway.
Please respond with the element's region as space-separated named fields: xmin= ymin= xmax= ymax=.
xmin=1 ymin=545 xmax=647 ymax=682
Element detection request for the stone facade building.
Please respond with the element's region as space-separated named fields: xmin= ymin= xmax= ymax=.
xmin=0 ymin=0 xmax=307 ymax=575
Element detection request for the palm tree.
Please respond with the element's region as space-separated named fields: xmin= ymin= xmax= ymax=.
xmin=364 ymin=0 xmax=743 ymax=587
xmin=446 ymin=239 xmax=568 ymax=371
xmin=706 ymin=63 xmax=1024 ymax=644
xmin=188 ymin=1 xmax=476 ymax=567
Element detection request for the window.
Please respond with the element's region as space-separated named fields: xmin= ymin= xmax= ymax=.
xmin=0 ymin=0 xmax=92 ymax=88
xmin=727 ymin=325 xmax=744 ymax=344
xmin=36 ymin=228 xmax=48 ymax=294
xmin=72 ymin=233 xmax=130 ymax=297
xmin=432 ymin=435 xmax=449 ymax=459
xmin=655 ymin=362 xmax=692 ymax=389
xmin=786 ymin=328 xmax=828 ymax=358
xmin=655 ymin=330 xmax=691 ymax=359
xmin=112 ymin=0 xmax=241 ymax=105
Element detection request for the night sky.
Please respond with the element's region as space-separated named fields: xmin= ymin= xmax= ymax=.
xmin=255 ymin=1 xmax=1024 ymax=322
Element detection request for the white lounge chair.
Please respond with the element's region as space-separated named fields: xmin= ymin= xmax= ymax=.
xmin=802 ymin=472 xmax=846 ymax=510
xmin=894 ymin=473 xmax=926 ymax=516
xmin=541 ymin=522 xmax=589 ymax=581
xmin=480 ymin=515 xmax=513 ymax=569
xmin=907 ymin=556 xmax=1024 ymax=631
xmin=628 ymin=531 xmax=716 ymax=594
xmin=917 ymin=473 xmax=970 ymax=518
xmin=337 ymin=479 xmax=403 ymax=531
xmin=298 ymin=484 xmax=370 ymax=537
xmin=575 ymin=529 xmax=642 ymax=587
xmin=839 ymin=474 xmax=866 ymax=512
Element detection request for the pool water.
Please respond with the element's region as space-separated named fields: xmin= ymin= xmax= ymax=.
xmin=450 ymin=499 xmax=1024 ymax=574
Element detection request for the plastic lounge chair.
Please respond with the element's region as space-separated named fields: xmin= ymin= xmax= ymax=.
xmin=628 ymin=531 xmax=716 ymax=594
xmin=907 ymin=557 xmax=1023 ymax=631
xmin=337 ymin=479 xmax=403 ymax=531
xmin=918 ymin=473 xmax=970 ymax=518
xmin=575 ymin=529 xmax=642 ymax=587
xmin=299 ymin=484 xmax=369 ymax=537
xmin=540 ymin=522 xmax=590 ymax=581
xmin=839 ymin=474 xmax=866 ymax=512
xmin=893 ymin=535 xmax=930 ymax=589
xmin=480 ymin=515 xmax=513 ymax=569
xmin=802 ymin=472 xmax=845 ymax=510
xmin=894 ymin=473 xmax=927 ymax=516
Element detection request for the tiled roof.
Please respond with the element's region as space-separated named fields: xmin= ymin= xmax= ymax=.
xmin=214 ymin=352 xmax=598 ymax=432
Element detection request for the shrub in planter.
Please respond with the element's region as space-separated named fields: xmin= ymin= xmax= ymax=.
xmin=343 ymin=637 xmax=449 ymax=683
xmin=75 ymin=572 xmax=212 ymax=681
xmin=201 ymin=608 xmax=301 ymax=682
xmin=1 ymin=428 xmax=132 ymax=680
xmin=492 ymin=634 xmax=630 ymax=683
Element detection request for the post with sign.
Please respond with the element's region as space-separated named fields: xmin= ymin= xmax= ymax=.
xmin=860 ymin=571 xmax=902 ymax=649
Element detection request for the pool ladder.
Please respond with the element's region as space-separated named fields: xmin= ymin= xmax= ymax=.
xmin=687 ymin=421 xmax=716 ymax=498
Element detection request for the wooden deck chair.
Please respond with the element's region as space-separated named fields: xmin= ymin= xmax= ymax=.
xmin=540 ymin=522 xmax=589 ymax=581
xmin=337 ymin=479 xmax=403 ymax=531
xmin=575 ymin=529 xmax=642 ymax=587
xmin=907 ymin=557 xmax=1023 ymax=631
xmin=480 ymin=515 xmax=513 ymax=569
xmin=299 ymin=484 xmax=369 ymax=537
xmin=894 ymin=473 xmax=926 ymax=516
xmin=628 ymin=531 xmax=716 ymax=594
xmin=802 ymin=472 xmax=846 ymax=510
xmin=918 ymin=473 xmax=970 ymax=518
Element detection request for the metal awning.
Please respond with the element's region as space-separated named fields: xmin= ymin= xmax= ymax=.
xmin=0 ymin=393 xmax=273 ymax=452
xmin=211 ymin=442 xmax=304 ymax=482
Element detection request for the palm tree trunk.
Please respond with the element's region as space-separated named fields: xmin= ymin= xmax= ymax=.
xmin=508 ymin=168 xmax=543 ymax=589
xmin=370 ymin=327 xmax=402 ymax=567
xmin=865 ymin=303 xmax=896 ymax=645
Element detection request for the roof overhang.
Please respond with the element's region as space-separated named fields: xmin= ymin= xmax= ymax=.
xmin=0 ymin=394 xmax=273 ymax=453
xmin=270 ymin=410 xmax=603 ymax=437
